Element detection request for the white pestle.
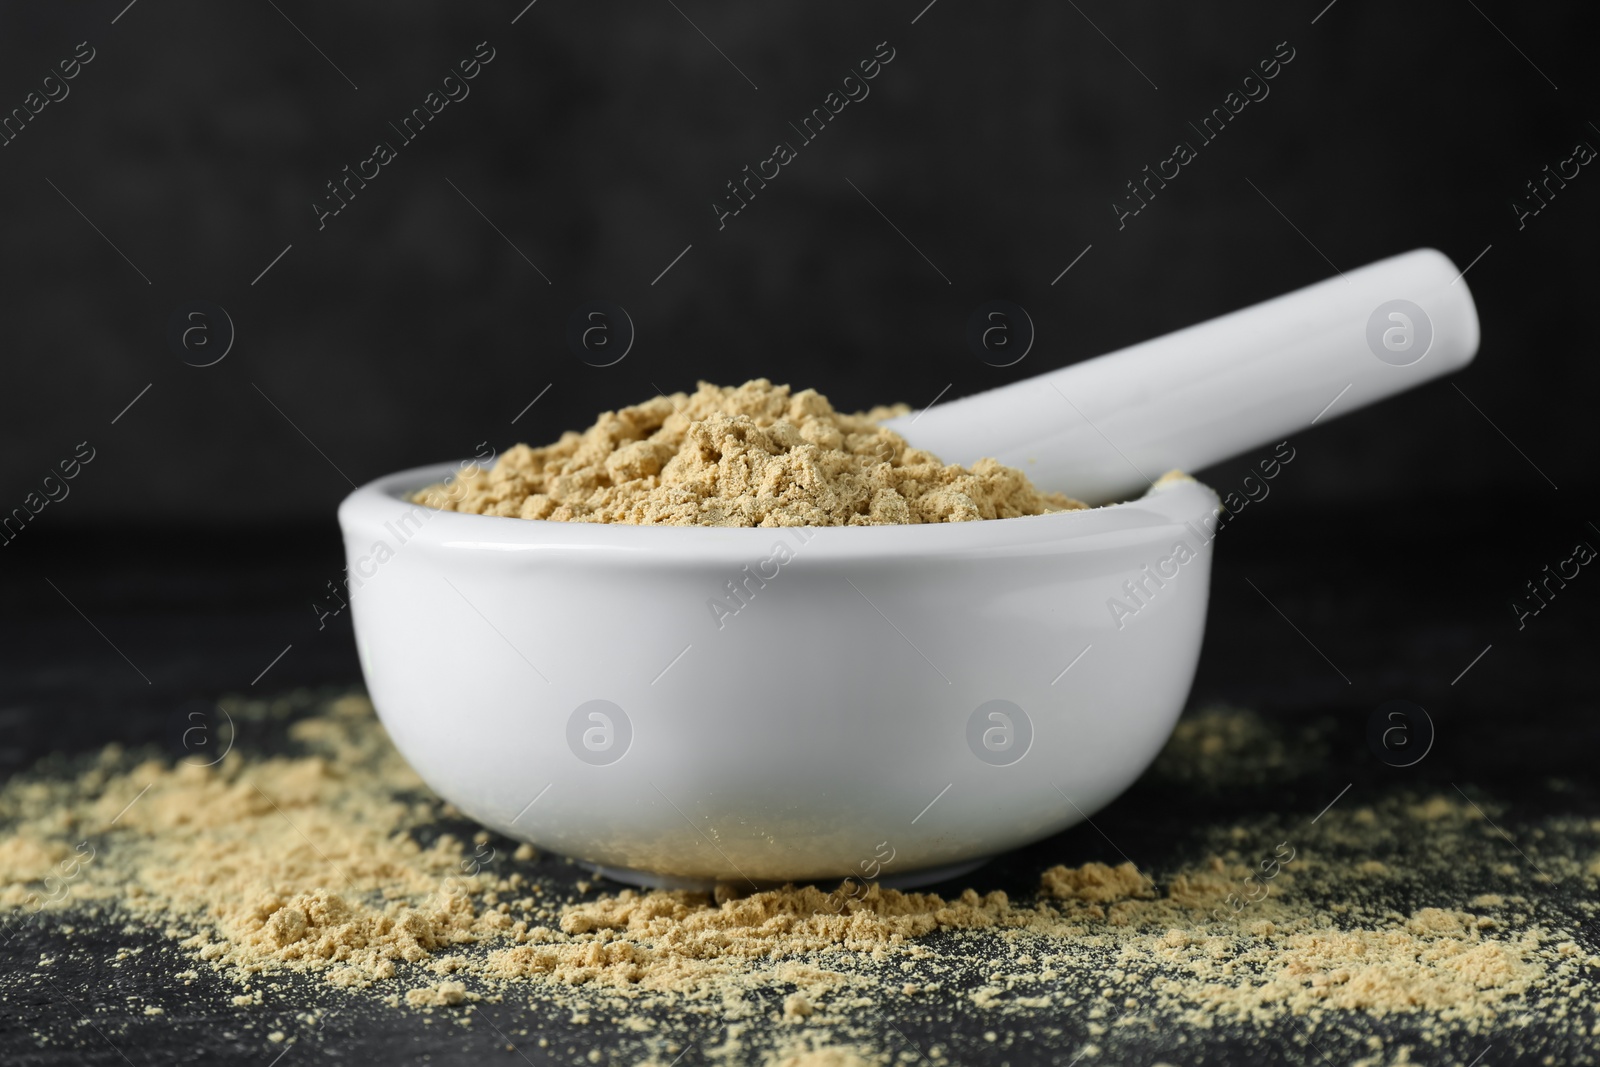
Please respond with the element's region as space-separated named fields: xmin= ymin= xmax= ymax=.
xmin=888 ymin=248 xmax=1481 ymax=505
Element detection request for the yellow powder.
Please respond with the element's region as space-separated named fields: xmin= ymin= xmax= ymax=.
xmin=405 ymin=981 xmax=469 ymax=1008
xmin=2 ymin=693 xmax=1595 ymax=1066
xmin=768 ymin=1049 xmax=877 ymax=1067
xmin=1151 ymin=704 xmax=1329 ymax=787
xmin=412 ymin=379 xmax=1085 ymax=526
xmin=1038 ymin=860 xmax=1154 ymax=905
xmin=782 ymin=993 xmax=815 ymax=1019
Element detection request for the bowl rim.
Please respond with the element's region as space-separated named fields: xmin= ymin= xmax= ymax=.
xmin=338 ymin=460 xmax=1222 ymax=561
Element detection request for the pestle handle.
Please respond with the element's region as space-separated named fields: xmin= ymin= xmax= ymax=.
xmin=888 ymin=248 xmax=1481 ymax=505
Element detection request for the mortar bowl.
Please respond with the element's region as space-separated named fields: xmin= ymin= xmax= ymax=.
xmin=338 ymin=463 xmax=1220 ymax=889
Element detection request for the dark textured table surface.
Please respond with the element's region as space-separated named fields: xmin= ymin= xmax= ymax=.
xmin=1 ymin=500 xmax=1595 ymax=1065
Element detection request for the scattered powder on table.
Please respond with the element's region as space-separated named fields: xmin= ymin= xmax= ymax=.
xmin=2 ymin=692 xmax=1597 ymax=1067
xmin=412 ymin=379 xmax=1088 ymax=526
xmin=1151 ymin=703 xmax=1332 ymax=788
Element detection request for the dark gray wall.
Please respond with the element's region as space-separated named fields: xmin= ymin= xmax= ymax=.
xmin=0 ymin=1 xmax=1592 ymax=528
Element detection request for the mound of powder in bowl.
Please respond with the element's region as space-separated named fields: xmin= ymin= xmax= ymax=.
xmin=412 ymin=379 xmax=1087 ymax=527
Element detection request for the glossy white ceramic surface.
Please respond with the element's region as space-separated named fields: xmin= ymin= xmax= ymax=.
xmin=339 ymin=471 xmax=1222 ymax=886
xmin=889 ymin=248 xmax=1481 ymax=503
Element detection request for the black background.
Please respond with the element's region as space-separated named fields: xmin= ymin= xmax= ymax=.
xmin=1 ymin=2 xmax=1597 ymax=1065
xmin=0 ymin=1 xmax=1594 ymax=522
xmin=2 ymin=0 xmax=1591 ymax=745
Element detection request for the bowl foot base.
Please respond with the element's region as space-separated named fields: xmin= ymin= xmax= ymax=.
xmin=580 ymin=855 xmax=993 ymax=893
